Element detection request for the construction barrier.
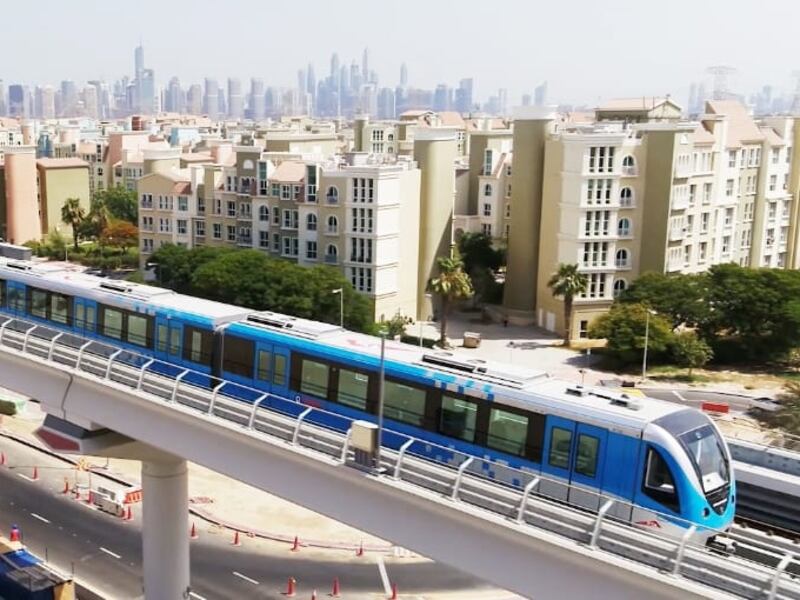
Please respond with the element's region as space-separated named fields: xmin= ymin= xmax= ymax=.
xmin=701 ymin=402 xmax=730 ymax=414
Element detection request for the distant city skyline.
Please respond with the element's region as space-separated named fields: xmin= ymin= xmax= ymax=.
xmin=1 ymin=0 xmax=798 ymax=107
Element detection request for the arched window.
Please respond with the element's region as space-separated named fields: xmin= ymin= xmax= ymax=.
xmin=617 ymin=218 xmax=631 ymax=237
xmin=259 ymin=205 xmax=269 ymax=222
xmin=615 ymin=248 xmax=629 ymax=268
xmin=484 ymin=183 xmax=493 ymax=197
xmin=620 ymin=187 xmax=633 ymax=207
xmin=243 ymin=159 xmax=254 ymax=170
xmin=326 ymin=186 xmax=339 ymax=204
xmin=613 ymin=279 xmax=627 ymax=297
xmin=387 ymin=133 xmax=394 ymax=141
xmin=306 ymin=213 xmax=317 ymax=231
xmin=326 ymin=244 xmax=338 ymax=262
xmin=327 ymin=215 xmax=338 ymax=234
xmin=622 ymin=155 xmax=636 ymax=175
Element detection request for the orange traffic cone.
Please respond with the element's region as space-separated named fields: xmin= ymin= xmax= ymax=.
xmin=285 ymin=577 xmax=296 ymax=597
xmin=390 ymin=583 xmax=398 ymax=600
xmin=190 ymin=523 xmax=198 ymax=539
xmin=330 ymin=577 xmax=341 ymax=597
xmin=9 ymin=525 xmax=20 ymax=542
xmin=32 ymin=467 xmax=38 ymax=481
xmin=355 ymin=541 xmax=364 ymax=557
xmin=290 ymin=535 xmax=300 ymax=552
xmin=124 ymin=506 xmax=133 ymax=522
xmin=62 ymin=478 xmax=70 ymax=494
xmin=231 ymin=530 xmax=241 ymax=546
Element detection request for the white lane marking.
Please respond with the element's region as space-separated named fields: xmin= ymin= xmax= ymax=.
xmin=672 ymin=390 xmax=687 ymax=403
xmin=18 ymin=473 xmax=36 ymax=482
xmin=30 ymin=512 xmax=50 ymax=524
xmin=232 ymin=571 xmax=259 ymax=585
xmin=376 ymin=555 xmax=392 ymax=595
xmin=99 ymin=547 xmax=121 ymax=560
xmin=189 ymin=592 xmax=208 ymax=600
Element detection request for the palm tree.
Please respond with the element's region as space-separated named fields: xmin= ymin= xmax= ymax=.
xmin=60 ymin=197 xmax=85 ymax=251
xmin=427 ymin=253 xmax=474 ymax=348
xmin=547 ymin=263 xmax=588 ymax=346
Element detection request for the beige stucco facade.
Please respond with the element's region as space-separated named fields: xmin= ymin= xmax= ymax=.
xmin=36 ymin=159 xmax=91 ymax=237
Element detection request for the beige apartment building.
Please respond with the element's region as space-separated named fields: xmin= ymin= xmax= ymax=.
xmin=36 ymin=157 xmax=91 ymax=237
xmin=497 ymin=99 xmax=800 ymax=340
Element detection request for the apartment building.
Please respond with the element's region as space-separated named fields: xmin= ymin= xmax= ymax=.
xmin=139 ymin=146 xmax=423 ymax=321
xmin=500 ymin=99 xmax=800 ymax=340
xmin=36 ymin=157 xmax=91 ymax=236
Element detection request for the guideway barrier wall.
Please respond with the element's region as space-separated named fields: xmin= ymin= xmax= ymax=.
xmin=0 ymin=315 xmax=798 ymax=599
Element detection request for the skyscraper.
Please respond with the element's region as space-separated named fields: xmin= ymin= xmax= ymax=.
xmin=187 ymin=84 xmax=202 ymax=115
xmin=34 ymin=85 xmax=56 ymax=119
xmin=204 ymin=78 xmax=219 ymax=119
xmin=0 ymin=81 xmax=6 ymax=116
xmin=533 ymin=81 xmax=548 ymax=107
xmin=330 ymin=53 xmax=340 ymax=84
xmin=250 ymin=78 xmax=265 ymax=120
xmin=362 ymin=47 xmax=370 ymax=82
xmin=228 ymin=78 xmax=243 ymax=118
xmin=400 ymin=63 xmax=408 ymax=87
xmin=140 ymin=69 xmax=156 ymax=114
xmin=135 ymin=44 xmax=145 ymax=78
xmin=434 ymin=84 xmax=451 ymax=112
xmin=455 ymin=78 xmax=474 ymax=114
xmin=60 ymin=80 xmax=78 ymax=116
xmin=306 ymin=63 xmax=316 ymax=114
xmin=83 ymin=85 xmax=99 ymax=119
xmin=8 ymin=85 xmax=31 ymax=118
xmin=350 ymin=61 xmax=361 ymax=93
xmin=166 ymin=77 xmax=183 ymax=113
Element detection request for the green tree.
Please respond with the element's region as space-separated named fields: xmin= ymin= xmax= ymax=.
xmin=589 ymin=303 xmax=674 ymax=367
xmin=148 ymin=244 xmax=233 ymax=291
xmin=100 ymin=221 xmax=139 ymax=252
xmin=620 ymin=272 xmax=709 ymax=330
xmin=94 ymin=186 xmax=138 ymax=224
xmin=383 ymin=313 xmax=412 ymax=338
xmin=458 ymin=232 xmax=504 ymax=273
xmin=547 ymin=263 xmax=588 ymax=345
xmin=670 ymin=331 xmax=713 ymax=377
xmin=60 ymin=197 xmax=86 ymax=251
xmin=427 ymin=253 xmax=474 ymax=348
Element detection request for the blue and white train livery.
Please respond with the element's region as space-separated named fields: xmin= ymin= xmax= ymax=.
xmin=0 ymin=258 xmax=735 ymax=544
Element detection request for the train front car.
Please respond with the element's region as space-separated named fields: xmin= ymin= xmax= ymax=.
xmin=635 ymin=408 xmax=735 ymax=548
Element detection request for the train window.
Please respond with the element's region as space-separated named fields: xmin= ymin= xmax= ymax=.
xmin=101 ymin=307 xmax=123 ymax=339
xmin=85 ymin=306 xmax=96 ymax=331
xmin=273 ymin=355 xmax=287 ymax=386
xmin=440 ymin=395 xmax=478 ymax=443
xmin=8 ymin=288 xmax=24 ymax=313
xmin=169 ymin=328 xmax=181 ymax=355
xmin=487 ymin=408 xmax=529 ymax=457
xmin=384 ymin=380 xmax=426 ymax=426
xmin=256 ymin=351 xmax=271 ymax=381
xmin=29 ymin=289 xmax=48 ymax=319
xmin=548 ymin=428 xmax=573 ymax=469
xmin=222 ymin=335 xmax=254 ymax=378
xmin=157 ymin=325 xmax=168 ymax=353
xmin=0 ymin=280 xmax=5 ymax=307
xmin=183 ymin=327 xmax=212 ymax=365
xmin=75 ymin=304 xmax=85 ymax=329
xmin=127 ymin=314 xmax=149 ymax=347
xmin=575 ymin=435 xmax=599 ymax=478
xmin=301 ymin=359 xmax=329 ymax=398
xmin=643 ymin=447 xmax=680 ymax=512
xmin=49 ymin=293 xmax=71 ymax=325
xmin=337 ymin=368 xmax=369 ymax=410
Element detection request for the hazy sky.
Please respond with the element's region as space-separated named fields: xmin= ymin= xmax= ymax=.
xmin=3 ymin=0 xmax=799 ymax=105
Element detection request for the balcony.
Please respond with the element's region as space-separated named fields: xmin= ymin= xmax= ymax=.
xmin=326 ymin=194 xmax=339 ymax=205
xmin=237 ymin=237 xmax=252 ymax=247
xmin=324 ymin=254 xmax=338 ymax=264
xmin=669 ymin=228 xmax=685 ymax=242
xmin=237 ymin=181 xmax=256 ymax=196
xmin=621 ymin=166 xmax=637 ymax=177
xmin=673 ymin=163 xmax=691 ymax=179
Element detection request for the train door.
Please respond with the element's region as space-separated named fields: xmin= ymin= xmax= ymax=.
xmin=73 ymin=299 xmax=97 ymax=337
xmin=271 ymin=345 xmax=290 ymax=399
xmin=155 ymin=317 xmax=183 ymax=365
xmin=253 ymin=341 xmax=275 ymax=394
xmin=539 ymin=416 xmax=576 ymax=501
xmin=567 ymin=423 xmax=608 ymax=512
xmin=6 ymin=282 xmax=25 ymax=318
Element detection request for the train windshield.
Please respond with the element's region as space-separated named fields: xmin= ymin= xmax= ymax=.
xmin=677 ymin=424 xmax=729 ymax=493
xmin=654 ymin=409 xmax=730 ymax=494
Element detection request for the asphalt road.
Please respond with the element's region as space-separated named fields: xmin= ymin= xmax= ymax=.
xmin=0 ymin=438 xmax=493 ymax=599
xmin=638 ymin=387 xmax=762 ymax=413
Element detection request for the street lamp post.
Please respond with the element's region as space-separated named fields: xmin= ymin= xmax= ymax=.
xmin=331 ymin=288 xmax=343 ymax=329
xmin=376 ymin=330 xmax=387 ymax=471
xmin=642 ymin=309 xmax=656 ymax=380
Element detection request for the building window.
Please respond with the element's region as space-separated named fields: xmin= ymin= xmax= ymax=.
xmin=325 ymin=244 xmax=338 ymax=263
xmin=327 ymin=215 xmax=338 ymax=234
xmin=772 ymin=148 xmax=781 ymax=164
xmin=484 ymin=183 xmax=493 ymax=197
xmin=578 ymin=320 xmax=589 ymax=338
xmin=582 ymin=242 xmax=608 ymax=267
xmin=483 ymin=149 xmax=493 ymax=176
xmin=142 ymin=238 xmax=153 ymax=253
xmin=724 ymin=207 xmax=734 ymax=226
xmin=259 ymin=231 xmax=269 ymax=248
xmin=272 ymin=234 xmax=280 ymax=252
xmin=617 ymin=218 xmax=631 ymax=237
xmin=212 ymin=223 xmax=222 ymax=239
xmin=621 ymin=155 xmax=636 ymax=175
xmin=481 ymin=223 xmax=492 ymax=236
xmin=584 ymin=210 xmax=610 ymax=237
xmin=177 ymin=220 xmax=187 ymax=235
xmin=613 ymin=279 xmax=627 ymax=298
xmin=619 ymin=187 xmax=633 ymax=207
xmin=726 ymin=179 xmax=735 ymax=197
xmin=259 ymin=205 xmax=269 ymax=221
xmin=703 ymin=183 xmax=712 ymax=203
xmin=227 ymin=225 xmax=236 ymax=242
xmin=588 ymin=146 xmax=615 ymax=173
xmin=615 ymin=248 xmax=629 ymax=268
xmin=306 ymin=241 xmax=317 ymax=259
xmin=728 ymin=150 xmax=737 ymax=168
xmin=581 ymin=273 xmax=608 ymax=299
xmin=349 ymin=266 xmax=373 ymax=292
xmin=271 ymin=183 xmax=280 ymax=196
xmin=326 ymin=186 xmax=339 ymax=204
xmin=769 ymin=175 xmax=777 ymax=192
xmin=272 ymin=206 xmax=280 ymax=225
xmin=140 ymin=193 xmax=153 ymax=209
xmin=195 ymin=221 xmax=205 ymax=237
xmin=306 ymin=213 xmax=317 ymax=231
xmin=483 ymin=203 xmax=492 ymax=217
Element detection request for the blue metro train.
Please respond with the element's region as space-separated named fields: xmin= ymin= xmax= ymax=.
xmin=0 ymin=258 xmax=735 ymax=543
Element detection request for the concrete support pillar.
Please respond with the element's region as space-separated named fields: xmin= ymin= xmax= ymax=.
xmin=142 ymin=458 xmax=189 ymax=600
